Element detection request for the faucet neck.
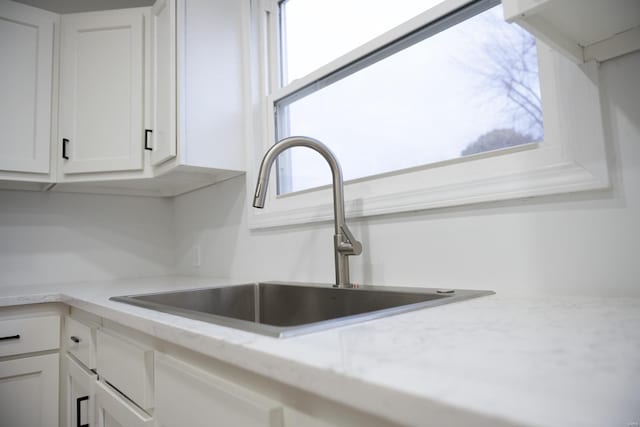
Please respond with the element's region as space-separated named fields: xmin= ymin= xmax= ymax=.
xmin=253 ymin=136 xmax=362 ymax=287
xmin=254 ymin=137 xmax=346 ymax=231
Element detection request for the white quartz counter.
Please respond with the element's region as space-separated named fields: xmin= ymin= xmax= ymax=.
xmin=0 ymin=276 xmax=638 ymax=427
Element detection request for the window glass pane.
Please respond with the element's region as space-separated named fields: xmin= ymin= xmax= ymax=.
xmin=276 ymin=4 xmax=543 ymax=195
xmin=280 ymin=0 xmax=447 ymax=83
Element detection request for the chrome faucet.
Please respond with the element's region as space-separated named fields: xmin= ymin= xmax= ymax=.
xmin=252 ymin=136 xmax=362 ymax=288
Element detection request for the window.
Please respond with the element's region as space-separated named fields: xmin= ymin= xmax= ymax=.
xmin=276 ymin=1 xmax=543 ymax=194
xmin=247 ymin=0 xmax=609 ymax=228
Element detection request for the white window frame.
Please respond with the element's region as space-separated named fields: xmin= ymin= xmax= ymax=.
xmin=244 ymin=0 xmax=609 ymax=229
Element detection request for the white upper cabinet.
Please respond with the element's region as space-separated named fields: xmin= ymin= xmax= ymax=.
xmin=176 ymin=0 xmax=245 ymax=172
xmin=0 ymin=0 xmax=55 ymax=176
xmin=53 ymin=0 xmax=245 ymax=196
xmin=503 ymin=0 xmax=640 ymax=63
xmin=150 ymin=0 xmax=177 ymax=166
xmin=1 ymin=0 xmax=246 ymax=196
xmin=59 ymin=8 xmax=146 ymax=174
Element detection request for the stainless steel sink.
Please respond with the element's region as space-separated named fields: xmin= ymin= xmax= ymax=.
xmin=111 ymin=282 xmax=493 ymax=338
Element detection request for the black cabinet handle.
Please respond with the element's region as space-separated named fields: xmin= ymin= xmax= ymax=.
xmin=144 ymin=129 xmax=153 ymax=151
xmin=76 ymin=396 xmax=89 ymax=427
xmin=0 ymin=334 xmax=20 ymax=341
xmin=62 ymin=138 xmax=70 ymax=159
xmin=70 ymin=336 xmax=81 ymax=343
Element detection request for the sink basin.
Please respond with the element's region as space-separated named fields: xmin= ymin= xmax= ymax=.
xmin=111 ymin=282 xmax=493 ymax=338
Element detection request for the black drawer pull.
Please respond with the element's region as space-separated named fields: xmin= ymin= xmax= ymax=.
xmin=70 ymin=336 xmax=81 ymax=343
xmin=144 ymin=129 xmax=153 ymax=151
xmin=0 ymin=334 xmax=20 ymax=341
xmin=76 ymin=396 xmax=89 ymax=427
xmin=62 ymin=138 xmax=70 ymax=159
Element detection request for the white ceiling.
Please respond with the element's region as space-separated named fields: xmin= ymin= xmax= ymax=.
xmin=11 ymin=0 xmax=154 ymax=13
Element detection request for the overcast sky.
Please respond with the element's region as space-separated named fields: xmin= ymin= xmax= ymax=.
xmin=277 ymin=1 xmax=541 ymax=193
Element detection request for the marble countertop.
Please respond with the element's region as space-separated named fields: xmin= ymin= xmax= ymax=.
xmin=0 ymin=276 xmax=638 ymax=427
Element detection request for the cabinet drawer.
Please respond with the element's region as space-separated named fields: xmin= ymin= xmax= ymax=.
xmin=96 ymin=329 xmax=154 ymax=411
xmin=95 ymin=380 xmax=153 ymax=427
xmin=0 ymin=315 xmax=60 ymax=357
xmin=155 ymin=353 xmax=284 ymax=427
xmin=64 ymin=316 xmax=96 ymax=369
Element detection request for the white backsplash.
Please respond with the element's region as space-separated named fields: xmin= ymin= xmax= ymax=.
xmin=0 ymin=190 xmax=175 ymax=287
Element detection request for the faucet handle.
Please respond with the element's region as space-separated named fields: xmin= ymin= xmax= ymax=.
xmin=337 ymin=226 xmax=362 ymax=255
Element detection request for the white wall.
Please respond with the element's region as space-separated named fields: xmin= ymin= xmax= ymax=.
xmin=0 ymin=190 xmax=175 ymax=287
xmin=174 ymin=51 xmax=640 ymax=297
xmin=1 ymin=51 xmax=637 ymax=296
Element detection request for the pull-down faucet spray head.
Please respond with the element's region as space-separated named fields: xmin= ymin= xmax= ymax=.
xmin=253 ymin=179 xmax=267 ymax=209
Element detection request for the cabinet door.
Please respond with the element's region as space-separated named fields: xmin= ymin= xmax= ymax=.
xmin=155 ymin=353 xmax=285 ymax=427
xmin=0 ymin=353 xmax=59 ymax=427
xmin=64 ymin=354 xmax=97 ymax=427
xmin=151 ymin=0 xmax=177 ymax=166
xmin=0 ymin=1 xmax=55 ymax=174
xmin=59 ymin=8 xmax=145 ymax=174
xmin=94 ymin=381 xmax=153 ymax=427
xmin=96 ymin=328 xmax=154 ymax=411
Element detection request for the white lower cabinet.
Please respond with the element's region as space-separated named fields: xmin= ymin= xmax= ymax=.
xmin=155 ymin=353 xmax=285 ymax=427
xmin=64 ymin=354 xmax=96 ymax=427
xmin=0 ymin=307 xmax=62 ymax=427
xmin=60 ymin=308 xmax=388 ymax=427
xmin=63 ymin=314 xmax=156 ymax=427
xmin=0 ymin=353 xmax=59 ymax=427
